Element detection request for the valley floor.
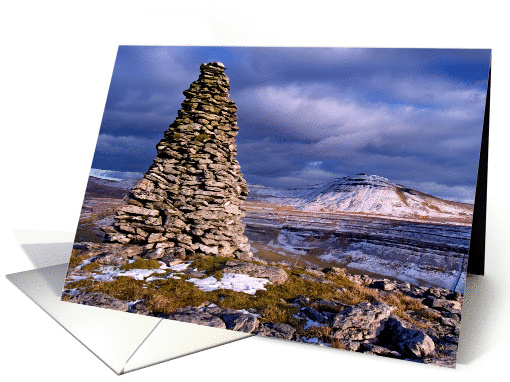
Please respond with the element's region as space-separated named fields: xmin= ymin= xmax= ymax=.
xmin=243 ymin=201 xmax=470 ymax=293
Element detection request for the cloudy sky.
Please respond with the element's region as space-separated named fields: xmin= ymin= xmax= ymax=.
xmin=92 ymin=46 xmax=490 ymax=203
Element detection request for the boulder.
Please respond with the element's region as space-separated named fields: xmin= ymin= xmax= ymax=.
xmin=66 ymin=291 xmax=129 ymax=312
xmin=303 ymin=307 xmax=326 ymax=323
xmin=331 ymin=302 xmax=392 ymax=342
xmin=221 ymin=313 xmax=259 ymax=333
xmin=259 ymin=323 xmax=296 ymax=340
xmin=423 ymin=297 xmax=462 ymax=312
xmin=369 ymin=279 xmax=397 ymax=291
xmin=222 ymin=261 xmax=288 ymax=284
xmin=144 ymin=247 xmax=165 ymax=259
xmin=380 ymin=316 xmax=435 ymax=358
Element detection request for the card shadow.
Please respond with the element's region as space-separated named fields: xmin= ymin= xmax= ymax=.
xmin=456 ymin=274 xmax=496 ymax=364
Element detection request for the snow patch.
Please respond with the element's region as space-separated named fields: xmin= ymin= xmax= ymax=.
xmin=303 ymin=317 xmax=326 ymax=330
xmin=65 ymin=289 xmax=82 ymax=296
xmin=169 ymin=262 xmax=191 ymax=272
xmin=67 ymin=275 xmax=90 ymax=282
xmin=302 ymin=337 xmax=331 ymax=346
xmin=77 ymin=255 xmax=101 ymax=270
xmin=187 ymin=273 xmax=270 ymax=294
xmin=127 ymin=299 xmax=143 ymax=309
xmin=91 ymin=265 xmax=166 ymax=282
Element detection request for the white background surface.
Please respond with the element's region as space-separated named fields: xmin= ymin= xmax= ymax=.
xmin=1 ymin=1 xmax=509 ymax=380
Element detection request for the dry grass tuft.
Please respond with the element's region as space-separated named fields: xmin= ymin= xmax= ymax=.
xmin=301 ymin=325 xmax=332 ymax=343
xmin=81 ymin=262 xmax=100 ymax=272
xmin=334 ymin=282 xmax=380 ymax=305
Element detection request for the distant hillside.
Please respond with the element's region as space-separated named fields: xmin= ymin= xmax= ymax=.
xmin=247 ymin=174 xmax=473 ymax=221
xmin=88 ymin=169 xmax=473 ymax=221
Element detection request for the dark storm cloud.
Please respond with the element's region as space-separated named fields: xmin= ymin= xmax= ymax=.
xmin=93 ymin=46 xmax=490 ymax=203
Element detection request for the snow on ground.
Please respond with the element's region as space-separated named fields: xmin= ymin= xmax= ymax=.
xmin=77 ymin=255 xmax=101 ymax=270
xmin=90 ymin=168 xmax=143 ymax=181
xmin=187 ymin=273 xmax=270 ymax=295
xmin=293 ymin=313 xmax=328 ymax=330
xmin=128 ymin=299 xmax=143 ymax=309
xmin=67 ymin=275 xmax=90 ymax=281
xmin=302 ymin=337 xmax=331 ymax=346
xmin=201 ymin=303 xmax=260 ymax=317
xmin=145 ymin=274 xmax=181 ymax=282
xmin=236 ymin=308 xmax=260 ymax=317
xmin=65 ymin=289 xmax=82 ymax=296
xmin=78 ymin=261 xmax=193 ymax=283
xmin=268 ymin=230 xmax=306 ymax=255
xmin=319 ymin=249 xmax=466 ymax=292
xmin=303 ymin=317 xmax=327 ymax=330
xmin=91 ymin=266 xmax=167 ymax=282
xmin=169 ymin=262 xmax=191 ymax=272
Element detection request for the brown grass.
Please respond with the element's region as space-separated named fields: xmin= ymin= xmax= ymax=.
xmin=300 ymin=325 xmax=332 ymax=343
xmin=88 ymin=276 xmax=147 ymax=301
xmin=64 ymin=278 xmax=95 ymax=290
xmin=395 ymin=188 xmax=409 ymax=206
xmin=120 ymin=258 xmax=161 ymax=271
xmin=81 ymin=262 xmax=100 ymax=272
xmin=380 ymin=291 xmax=424 ymax=318
xmin=331 ymin=338 xmax=345 ymax=349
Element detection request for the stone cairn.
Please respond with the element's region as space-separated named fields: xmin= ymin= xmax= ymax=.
xmin=102 ymin=62 xmax=252 ymax=260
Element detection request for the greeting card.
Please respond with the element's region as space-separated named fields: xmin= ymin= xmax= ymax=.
xmin=61 ymin=46 xmax=490 ymax=368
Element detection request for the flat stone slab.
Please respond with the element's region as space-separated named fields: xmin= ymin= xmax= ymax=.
xmin=222 ymin=261 xmax=288 ymax=284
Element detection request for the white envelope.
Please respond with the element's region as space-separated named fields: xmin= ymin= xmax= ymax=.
xmin=6 ymin=230 xmax=250 ymax=375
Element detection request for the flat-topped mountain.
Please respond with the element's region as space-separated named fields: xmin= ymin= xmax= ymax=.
xmin=248 ymin=174 xmax=473 ymax=221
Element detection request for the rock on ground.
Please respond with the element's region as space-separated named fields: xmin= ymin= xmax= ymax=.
xmin=222 ymin=261 xmax=288 ymax=284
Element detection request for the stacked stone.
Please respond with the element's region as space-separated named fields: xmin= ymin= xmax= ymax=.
xmin=102 ymin=62 xmax=252 ymax=260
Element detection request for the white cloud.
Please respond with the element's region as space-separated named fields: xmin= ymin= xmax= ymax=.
xmin=265 ymin=161 xmax=338 ymax=188
xmin=395 ymin=180 xmax=476 ymax=204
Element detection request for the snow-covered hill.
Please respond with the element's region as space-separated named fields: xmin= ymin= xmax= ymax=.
xmin=248 ymin=174 xmax=473 ymax=220
xmin=90 ymin=168 xmax=143 ymax=182
xmin=88 ymin=168 xmax=143 ymax=192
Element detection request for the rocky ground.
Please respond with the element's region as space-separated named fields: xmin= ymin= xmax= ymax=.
xmin=63 ymin=242 xmax=462 ymax=368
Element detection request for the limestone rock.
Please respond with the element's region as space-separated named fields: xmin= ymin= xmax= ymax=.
xmin=381 ymin=316 xmax=435 ymax=358
xmin=66 ymin=291 xmax=129 ymax=312
xmin=302 ymin=307 xmax=326 ymax=323
xmin=359 ymin=343 xmax=401 ymax=358
xmin=423 ymin=297 xmax=462 ymax=312
xmin=222 ymin=261 xmax=289 ymax=284
xmin=369 ymin=279 xmax=396 ymax=291
xmin=169 ymin=306 xmax=226 ymax=329
xmin=258 ymin=323 xmax=296 ymax=340
xmin=331 ymin=302 xmax=392 ymax=342
xmin=221 ymin=313 xmax=259 ymax=333
xmin=298 ymin=273 xmax=332 ymax=284
xmin=144 ymin=247 xmax=165 ymax=259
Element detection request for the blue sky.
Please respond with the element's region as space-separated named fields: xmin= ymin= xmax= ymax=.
xmin=92 ymin=46 xmax=490 ymax=203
